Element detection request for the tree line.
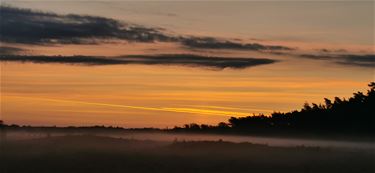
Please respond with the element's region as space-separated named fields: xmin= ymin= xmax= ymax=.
xmin=173 ymin=82 xmax=375 ymax=136
xmin=1 ymin=82 xmax=374 ymax=136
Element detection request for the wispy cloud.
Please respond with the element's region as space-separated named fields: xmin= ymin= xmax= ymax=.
xmin=0 ymin=6 xmax=173 ymax=44
xmin=300 ymin=54 xmax=375 ymax=68
xmin=0 ymin=54 xmax=277 ymax=69
xmin=6 ymin=6 xmax=371 ymax=69
xmin=316 ymin=48 xmax=347 ymax=53
xmin=8 ymin=96 xmax=248 ymax=117
xmin=0 ymin=46 xmax=25 ymax=55
xmin=181 ymin=37 xmax=293 ymax=51
xmin=0 ymin=6 xmax=291 ymax=51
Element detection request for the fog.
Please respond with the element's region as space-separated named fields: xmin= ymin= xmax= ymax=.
xmin=2 ymin=130 xmax=374 ymax=173
xmin=2 ymin=130 xmax=374 ymax=150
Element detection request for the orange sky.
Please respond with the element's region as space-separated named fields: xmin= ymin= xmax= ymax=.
xmin=0 ymin=1 xmax=374 ymax=127
xmin=1 ymin=58 xmax=372 ymax=127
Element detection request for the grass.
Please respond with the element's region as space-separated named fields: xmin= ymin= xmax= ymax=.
xmin=1 ymin=135 xmax=374 ymax=173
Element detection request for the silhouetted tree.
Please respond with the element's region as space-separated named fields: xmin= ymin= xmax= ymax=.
xmin=175 ymin=82 xmax=375 ymax=136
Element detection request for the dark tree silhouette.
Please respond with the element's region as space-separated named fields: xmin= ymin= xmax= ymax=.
xmin=3 ymin=83 xmax=374 ymax=137
xmin=175 ymin=82 xmax=375 ymax=136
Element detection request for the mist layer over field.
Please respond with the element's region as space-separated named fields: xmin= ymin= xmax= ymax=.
xmin=2 ymin=129 xmax=374 ymax=149
xmin=1 ymin=132 xmax=374 ymax=173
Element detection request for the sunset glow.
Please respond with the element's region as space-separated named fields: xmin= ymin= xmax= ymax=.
xmin=0 ymin=1 xmax=373 ymax=128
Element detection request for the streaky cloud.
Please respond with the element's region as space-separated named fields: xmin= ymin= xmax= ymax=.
xmin=0 ymin=6 xmax=173 ymax=44
xmin=300 ymin=54 xmax=375 ymax=68
xmin=0 ymin=54 xmax=277 ymax=69
xmin=8 ymin=96 xmax=245 ymax=117
xmin=0 ymin=6 xmax=292 ymax=52
xmin=0 ymin=46 xmax=25 ymax=55
xmin=181 ymin=37 xmax=293 ymax=51
xmin=316 ymin=48 xmax=347 ymax=53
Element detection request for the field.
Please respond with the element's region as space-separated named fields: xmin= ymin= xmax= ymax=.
xmin=1 ymin=133 xmax=374 ymax=173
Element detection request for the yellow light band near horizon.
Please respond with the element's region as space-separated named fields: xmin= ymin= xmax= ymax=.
xmin=4 ymin=95 xmax=254 ymax=117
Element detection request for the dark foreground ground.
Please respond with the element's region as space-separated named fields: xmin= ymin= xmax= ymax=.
xmin=1 ymin=135 xmax=374 ymax=173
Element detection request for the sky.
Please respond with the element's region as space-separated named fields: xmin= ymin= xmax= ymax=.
xmin=0 ymin=0 xmax=374 ymax=128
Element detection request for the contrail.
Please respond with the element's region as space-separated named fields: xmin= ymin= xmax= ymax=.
xmin=182 ymin=105 xmax=277 ymax=113
xmin=5 ymin=96 xmax=250 ymax=117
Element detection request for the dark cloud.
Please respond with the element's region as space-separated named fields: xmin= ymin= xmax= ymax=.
xmin=0 ymin=55 xmax=123 ymax=65
xmin=0 ymin=6 xmax=292 ymax=52
xmin=121 ymin=54 xmax=277 ymax=69
xmin=0 ymin=6 xmax=173 ymax=44
xmin=300 ymin=54 xmax=375 ymax=68
xmin=0 ymin=46 xmax=25 ymax=55
xmin=316 ymin=48 xmax=347 ymax=53
xmin=181 ymin=37 xmax=293 ymax=51
xmin=0 ymin=54 xmax=277 ymax=69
